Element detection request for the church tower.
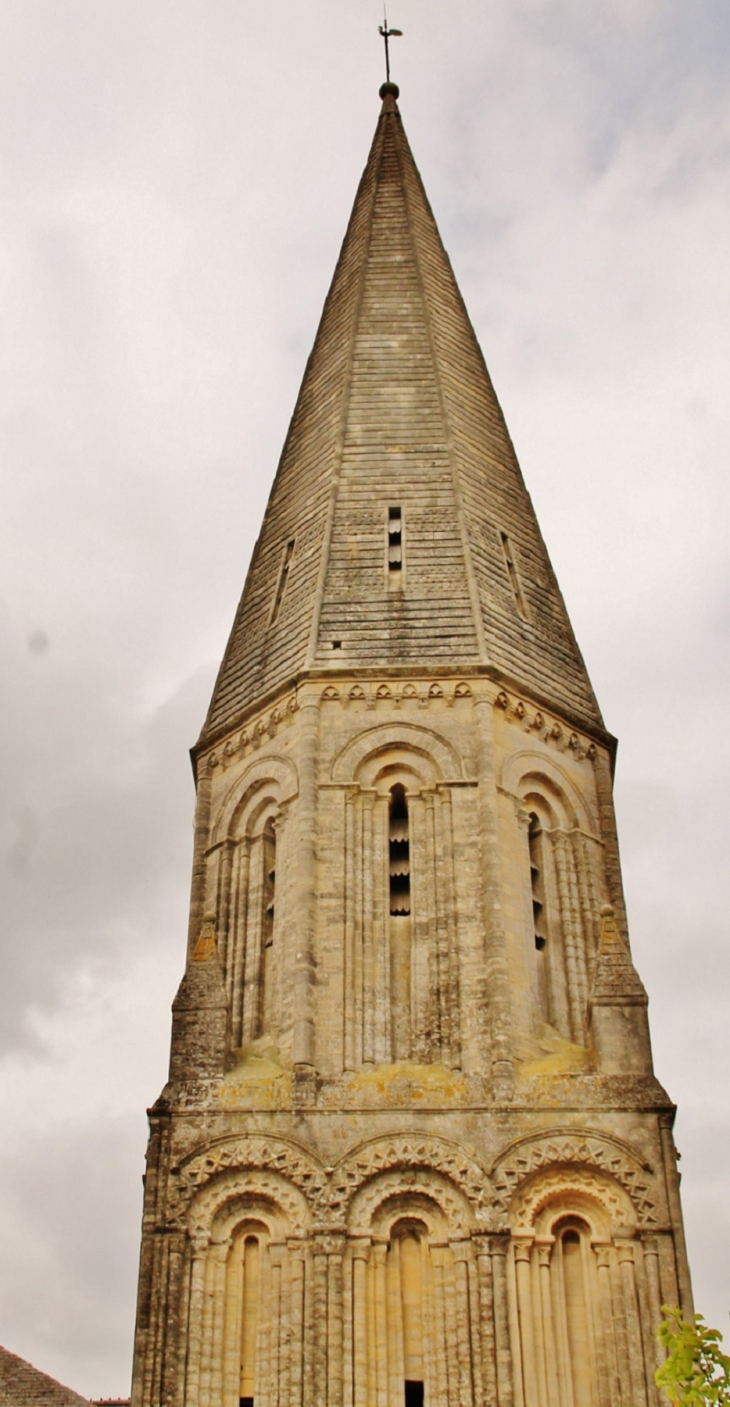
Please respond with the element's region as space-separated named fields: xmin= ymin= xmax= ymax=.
xmin=131 ymin=82 xmax=692 ymax=1407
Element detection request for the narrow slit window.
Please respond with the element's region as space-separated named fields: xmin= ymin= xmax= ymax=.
xmin=262 ymin=819 xmax=276 ymax=948
xmin=270 ymin=539 xmax=295 ymax=624
xmin=389 ymin=784 xmax=411 ymax=915
xmin=529 ymin=812 xmax=551 ymax=1023
xmin=388 ymin=506 xmax=403 ymax=573
xmin=500 ymin=530 xmax=528 ymax=619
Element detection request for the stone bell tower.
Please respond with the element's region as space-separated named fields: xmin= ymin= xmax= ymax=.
xmin=130 ymin=81 xmax=692 ymax=1407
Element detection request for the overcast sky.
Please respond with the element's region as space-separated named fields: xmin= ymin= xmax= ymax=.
xmin=1 ymin=0 xmax=729 ymax=1397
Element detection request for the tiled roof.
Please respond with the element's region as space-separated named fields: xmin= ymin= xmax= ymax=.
xmin=200 ymin=88 xmax=602 ymax=745
xmin=0 ymin=1346 xmax=91 ymax=1407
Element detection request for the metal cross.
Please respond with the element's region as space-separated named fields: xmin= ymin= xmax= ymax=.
xmin=378 ymin=9 xmax=402 ymax=85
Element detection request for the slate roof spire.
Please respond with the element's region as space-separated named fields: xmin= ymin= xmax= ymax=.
xmin=200 ymin=87 xmax=603 ymax=747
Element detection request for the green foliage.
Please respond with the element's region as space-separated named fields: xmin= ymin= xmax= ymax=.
xmin=656 ymin=1307 xmax=730 ymax=1405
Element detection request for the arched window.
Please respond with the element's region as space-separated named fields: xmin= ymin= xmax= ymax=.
xmin=551 ymin=1219 xmax=598 ymax=1407
xmin=350 ymin=1193 xmax=478 ymax=1404
xmin=219 ymin=795 xmax=282 ymax=1050
xmin=340 ymin=731 xmax=462 ymax=1068
xmin=520 ymin=786 xmax=589 ymax=1044
xmin=508 ymin=760 xmax=606 ymax=1048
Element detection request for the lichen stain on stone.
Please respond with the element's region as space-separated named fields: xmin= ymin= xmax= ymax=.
xmin=216 ymin=1052 xmax=291 ymax=1109
xmin=339 ymin=1061 xmax=467 ymax=1106
xmin=519 ymin=1032 xmax=592 ymax=1078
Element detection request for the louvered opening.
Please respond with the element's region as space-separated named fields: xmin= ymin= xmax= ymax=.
xmin=262 ymin=821 xmax=276 ymax=948
xmin=528 ymin=813 xmax=546 ymax=951
xmin=389 ymin=783 xmax=411 ymax=915
xmin=388 ymin=505 xmax=403 ymax=572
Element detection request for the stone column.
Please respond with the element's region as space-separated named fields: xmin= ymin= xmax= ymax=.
xmin=184 ymin=1231 xmax=211 ymax=1407
xmin=430 ymin=1246 xmax=450 ymax=1405
xmin=293 ymin=696 xmax=321 ymax=1073
xmin=231 ymin=837 xmax=250 ymax=1046
xmin=243 ymin=834 xmax=264 ymax=1043
xmin=452 ymin=1243 xmax=475 ymax=1406
xmin=371 ymin=1241 xmax=389 ymax=1406
xmin=351 ymin=1240 xmax=370 ymax=1407
xmin=513 ymin=1237 xmax=537 ymax=1407
xmin=638 ymin=1237 xmax=664 ymax=1406
xmin=343 ymin=787 xmax=357 ymax=1072
xmin=441 ymin=1248 xmax=461 ymax=1405
xmin=438 ymin=784 xmax=461 ymax=1068
xmin=328 ymin=1238 xmax=345 ymax=1407
xmin=258 ymin=1240 xmax=274 ymax=1407
xmin=215 ymin=838 xmax=236 ymax=983
xmin=573 ymin=831 xmax=601 ymax=982
xmin=408 ymin=794 xmax=430 ymax=1063
xmin=490 ymin=1237 xmax=514 ymax=1407
xmin=161 ymin=1232 xmax=186 ymax=1407
xmin=473 ymin=1235 xmax=497 ymax=1405
xmin=552 ymin=832 xmax=585 ymax=1043
xmin=419 ymin=793 xmax=441 ymax=1058
xmin=269 ymin=1244 xmax=286 ymax=1407
xmin=474 ymin=695 xmax=514 ymax=1097
xmin=173 ymin=1240 xmax=193 ymax=1407
xmin=373 ymin=792 xmax=391 ymax=1062
xmin=313 ymin=1241 xmax=329 ymax=1403
xmin=361 ymin=790 xmax=376 ymax=1064
xmin=593 ymin=1243 xmax=621 ymax=1407
xmin=289 ymin=1245 xmax=307 ymax=1407
xmin=534 ymin=1242 xmax=559 ymax=1407
xmin=222 ymin=1240 xmax=241 ymax=1407
xmin=616 ymin=1239 xmax=649 ymax=1407
xmin=204 ymin=1241 xmax=229 ymax=1407
xmin=140 ymin=1228 xmax=168 ymax=1407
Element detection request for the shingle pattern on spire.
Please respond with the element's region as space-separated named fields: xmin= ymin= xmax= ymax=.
xmin=201 ymin=93 xmax=602 ymax=745
xmin=0 ymin=1346 xmax=91 ymax=1407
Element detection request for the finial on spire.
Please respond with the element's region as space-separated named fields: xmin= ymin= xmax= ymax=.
xmin=378 ymin=8 xmax=402 ymax=89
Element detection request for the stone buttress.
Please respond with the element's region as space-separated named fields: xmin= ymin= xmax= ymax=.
xmin=130 ymin=84 xmax=692 ymax=1407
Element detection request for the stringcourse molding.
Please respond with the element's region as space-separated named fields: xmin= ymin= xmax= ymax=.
xmin=206 ymin=690 xmax=299 ymax=771
xmin=320 ymin=679 xmax=474 ymax=708
xmin=490 ymin=1132 xmax=658 ymax=1228
xmin=494 ymin=688 xmax=597 ymax=763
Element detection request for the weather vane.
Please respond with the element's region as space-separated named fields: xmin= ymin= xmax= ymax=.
xmin=378 ymin=8 xmax=402 ymax=85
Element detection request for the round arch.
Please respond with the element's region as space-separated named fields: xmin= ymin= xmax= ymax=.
xmin=331 ymin=722 xmax=463 ymax=786
xmin=212 ymin=753 xmax=299 ymax=843
xmin=500 ymin=749 xmax=597 ymax=835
